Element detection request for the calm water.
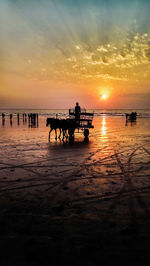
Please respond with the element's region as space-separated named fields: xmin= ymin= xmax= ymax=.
xmin=0 ymin=109 xmax=150 ymax=146
xmin=0 ymin=109 xmax=150 ymax=156
xmin=0 ymin=109 xmax=150 ymax=118
xmin=0 ymin=110 xmax=150 ymax=225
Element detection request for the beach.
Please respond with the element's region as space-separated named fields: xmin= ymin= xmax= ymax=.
xmin=0 ymin=112 xmax=150 ymax=265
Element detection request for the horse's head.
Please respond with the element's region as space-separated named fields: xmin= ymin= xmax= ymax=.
xmin=46 ymin=118 xmax=53 ymax=127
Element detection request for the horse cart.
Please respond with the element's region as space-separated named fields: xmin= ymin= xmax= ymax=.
xmin=126 ymin=112 xmax=137 ymax=121
xmin=68 ymin=108 xmax=94 ymax=138
xmin=46 ymin=108 xmax=94 ymax=140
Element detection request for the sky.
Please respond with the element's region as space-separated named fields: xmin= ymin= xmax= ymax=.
xmin=0 ymin=0 xmax=150 ymax=109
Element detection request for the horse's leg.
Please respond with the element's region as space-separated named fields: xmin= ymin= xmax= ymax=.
xmin=58 ymin=128 xmax=61 ymax=139
xmin=64 ymin=130 xmax=68 ymax=140
xmin=49 ymin=128 xmax=53 ymax=141
xmin=55 ymin=129 xmax=57 ymax=140
xmin=62 ymin=130 xmax=65 ymax=141
xmin=64 ymin=129 xmax=67 ymax=139
xmin=65 ymin=129 xmax=68 ymax=139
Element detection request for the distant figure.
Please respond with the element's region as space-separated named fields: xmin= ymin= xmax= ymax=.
xmin=17 ymin=113 xmax=20 ymax=125
xmin=28 ymin=113 xmax=38 ymax=128
xmin=10 ymin=114 xmax=13 ymax=127
xmin=2 ymin=113 xmax=5 ymax=127
xmin=25 ymin=113 xmax=27 ymax=123
xmin=75 ymin=102 xmax=81 ymax=120
xmin=2 ymin=113 xmax=5 ymax=119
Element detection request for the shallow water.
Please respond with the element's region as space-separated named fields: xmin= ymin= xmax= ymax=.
xmin=0 ymin=113 xmax=150 ymax=265
xmin=0 ymin=108 xmax=150 ymax=117
xmin=0 ymin=114 xmax=150 ymax=205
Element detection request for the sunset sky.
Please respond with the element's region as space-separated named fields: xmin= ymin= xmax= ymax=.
xmin=0 ymin=0 xmax=150 ymax=109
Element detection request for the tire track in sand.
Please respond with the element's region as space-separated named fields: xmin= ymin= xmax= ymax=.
xmin=101 ymin=147 xmax=141 ymax=232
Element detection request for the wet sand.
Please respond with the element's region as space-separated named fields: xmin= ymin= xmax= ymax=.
xmin=0 ymin=116 xmax=150 ymax=265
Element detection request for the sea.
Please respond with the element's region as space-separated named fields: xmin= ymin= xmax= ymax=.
xmin=0 ymin=109 xmax=150 ymax=118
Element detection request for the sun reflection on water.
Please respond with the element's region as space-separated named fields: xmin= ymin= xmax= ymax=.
xmin=101 ymin=117 xmax=106 ymax=135
xmin=100 ymin=117 xmax=108 ymax=145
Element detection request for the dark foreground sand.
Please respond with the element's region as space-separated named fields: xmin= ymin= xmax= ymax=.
xmin=0 ymin=116 xmax=150 ymax=265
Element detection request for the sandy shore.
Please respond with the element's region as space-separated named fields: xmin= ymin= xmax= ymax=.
xmin=0 ymin=116 xmax=150 ymax=265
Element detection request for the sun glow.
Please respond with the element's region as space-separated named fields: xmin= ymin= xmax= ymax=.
xmin=101 ymin=93 xmax=108 ymax=100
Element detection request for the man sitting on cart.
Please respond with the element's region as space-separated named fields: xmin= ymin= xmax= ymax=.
xmin=75 ymin=102 xmax=81 ymax=121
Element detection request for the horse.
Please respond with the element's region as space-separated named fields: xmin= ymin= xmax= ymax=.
xmin=46 ymin=118 xmax=62 ymax=140
xmin=46 ymin=118 xmax=78 ymax=141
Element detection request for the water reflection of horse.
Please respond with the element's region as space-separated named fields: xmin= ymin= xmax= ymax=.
xmin=46 ymin=118 xmax=77 ymax=141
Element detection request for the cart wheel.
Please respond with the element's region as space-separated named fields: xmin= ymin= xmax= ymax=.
xmin=84 ymin=129 xmax=89 ymax=138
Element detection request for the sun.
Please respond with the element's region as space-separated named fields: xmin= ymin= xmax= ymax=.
xmin=101 ymin=93 xmax=108 ymax=100
xmin=98 ymin=86 xmax=113 ymax=101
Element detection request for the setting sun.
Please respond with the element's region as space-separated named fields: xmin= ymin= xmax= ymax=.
xmin=101 ymin=93 xmax=108 ymax=100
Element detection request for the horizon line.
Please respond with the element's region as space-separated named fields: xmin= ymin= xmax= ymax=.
xmin=0 ymin=108 xmax=150 ymax=111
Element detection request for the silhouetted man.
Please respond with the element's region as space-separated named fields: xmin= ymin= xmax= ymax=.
xmin=2 ymin=113 xmax=5 ymax=119
xmin=75 ymin=102 xmax=81 ymax=120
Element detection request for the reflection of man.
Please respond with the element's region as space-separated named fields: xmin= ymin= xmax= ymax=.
xmin=75 ymin=102 xmax=81 ymax=120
